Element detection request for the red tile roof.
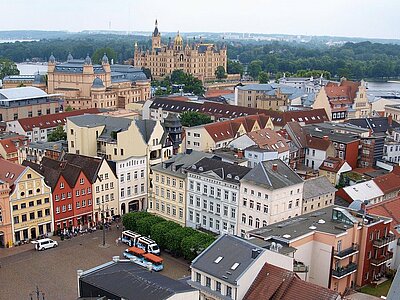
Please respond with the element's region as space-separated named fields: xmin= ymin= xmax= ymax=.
xmin=205 ymin=89 xmax=233 ymax=98
xmin=373 ymin=173 xmax=400 ymax=194
xmin=204 ymin=114 xmax=270 ymax=142
xmin=367 ymin=197 xmax=400 ymax=238
xmin=16 ymin=108 xmax=101 ymax=131
xmin=325 ymin=80 xmax=360 ymax=101
xmin=248 ymin=128 xmax=289 ymax=154
xmin=306 ymin=134 xmax=331 ymax=151
xmin=0 ymin=157 xmax=26 ymax=185
xmin=319 ymin=156 xmax=346 ymax=173
xmin=244 ymin=263 xmax=340 ymax=300
xmin=0 ymin=135 xmax=28 ymax=154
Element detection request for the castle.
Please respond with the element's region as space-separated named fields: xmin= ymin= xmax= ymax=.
xmin=134 ymin=20 xmax=227 ymax=82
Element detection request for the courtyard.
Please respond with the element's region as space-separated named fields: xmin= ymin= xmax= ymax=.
xmin=0 ymin=227 xmax=190 ymax=300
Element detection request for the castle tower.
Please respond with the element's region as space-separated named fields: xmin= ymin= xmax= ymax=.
xmin=152 ymin=19 xmax=161 ymax=50
xmin=174 ymin=31 xmax=183 ymax=51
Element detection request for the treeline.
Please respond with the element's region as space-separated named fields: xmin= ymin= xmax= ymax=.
xmin=227 ymin=41 xmax=400 ymax=80
xmin=122 ymin=212 xmax=215 ymax=261
xmin=0 ymin=34 xmax=151 ymax=63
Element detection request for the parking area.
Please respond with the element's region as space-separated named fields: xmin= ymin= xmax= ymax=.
xmin=0 ymin=227 xmax=190 ymax=300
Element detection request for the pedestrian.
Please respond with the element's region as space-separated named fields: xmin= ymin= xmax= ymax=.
xmin=115 ymin=238 xmax=119 ymax=246
xmin=116 ymin=224 xmax=120 ymax=230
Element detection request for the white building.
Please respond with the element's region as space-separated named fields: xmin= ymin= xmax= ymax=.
xmin=116 ymin=155 xmax=148 ymax=214
xmin=238 ymin=159 xmax=304 ymax=237
xmin=244 ymin=146 xmax=278 ymax=168
xmin=305 ymin=135 xmax=334 ymax=170
xmin=186 ymin=157 xmax=251 ymax=235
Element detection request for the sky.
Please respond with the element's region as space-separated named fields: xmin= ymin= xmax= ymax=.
xmin=0 ymin=0 xmax=399 ymax=39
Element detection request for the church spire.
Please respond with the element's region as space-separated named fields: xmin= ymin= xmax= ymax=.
xmin=153 ymin=19 xmax=159 ymax=37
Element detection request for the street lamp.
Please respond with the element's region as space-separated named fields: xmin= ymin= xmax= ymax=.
xmin=29 ymin=286 xmax=45 ymax=300
xmin=98 ymin=203 xmax=109 ymax=247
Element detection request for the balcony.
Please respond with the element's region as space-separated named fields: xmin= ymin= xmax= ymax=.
xmin=370 ymin=251 xmax=393 ymax=266
xmin=373 ymin=234 xmax=396 ymax=248
xmin=293 ymin=261 xmax=308 ymax=273
xmin=334 ymin=244 xmax=359 ymax=260
xmin=332 ymin=263 xmax=358 ymax=279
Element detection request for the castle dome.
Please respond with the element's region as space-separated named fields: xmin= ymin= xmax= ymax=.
xmin=84 ymin=54 xmax=92 ymax=65
xmin=49 ymin=53 xmax=56 ymax=63
xmin=174 ymin=31 xmax=183 ymax=45
xmin=67 ymin=52 xmax=73 ymax=61
xmin=92 ymin=77 xmax=105 ymax=88
xmin=102 ymin=53 xmax=109 ymax=64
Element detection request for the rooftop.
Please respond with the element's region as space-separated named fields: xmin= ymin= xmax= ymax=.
xmin=0 ymin=157 xmax=26 ymax=185
xmin=247 ymin=128 xmax=289 ymax=154
xmin=303 ymin=176 xmax=337 ymax=200
xmin=242 ymin=159 xmax=303 ymax=190
xmin=248 ymin=206 xmax=390 ymax=242
xmin=79 ymin=259 xmax=195 ymax=300
xmin=343 ymin=180 xmax=384 ymax=201
xmin=367 ymin=196 xmax=400 ymax=238
xmin=0 ymin=87 xmax=60 ymax=102
xmin=191 ymin=234 xmax=265 ymax=285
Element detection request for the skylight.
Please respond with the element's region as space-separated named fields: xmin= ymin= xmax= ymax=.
xmin=231 ymin=262 xmax=240 ymax=270
xmin=214 ymin=256 xmax=223 ymax=264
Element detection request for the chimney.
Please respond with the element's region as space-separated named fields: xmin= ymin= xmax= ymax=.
xmin=322 ymin=135 xmax=329 ymax=141
xmin=272 ymin=163 xmax=278 ymax=171
xmin=388 ymin=114 xmax=393 ymax=127
xmin=251 ymin=248 xmax=260 ymax=259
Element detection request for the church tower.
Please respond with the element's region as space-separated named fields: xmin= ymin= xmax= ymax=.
xmin=152 ymin=19 xmax=161 ymax=50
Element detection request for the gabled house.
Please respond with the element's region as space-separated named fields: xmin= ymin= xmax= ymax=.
xmin=319 ymin=157 xmax=352 ymax=186
xmin=305 ymin=135 xmax=335 ymax=170
xmin=0 ymin=133 xmax=29 ymax=163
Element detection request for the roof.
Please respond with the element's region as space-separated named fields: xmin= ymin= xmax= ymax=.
xmin=0 ymin=158 xmax=26 ymax=185
xmin=80 ymin=260 xmax=195 ymax=300
xmin=16 ymin=108 xmax=101 ymax=131
xmin=151 ymin=150 xmax=213 ymax=178
xmin=188 ymin=157 xmax=251 ymax=184
xmin=325 ymin=80 xmax=360 ymax=101
xmin=367 ymin=197 xmax=400 ymax=238
xmin=303 ymin=176 xmax=337 ymax=200
xmin=244 ymin=263 xmax=340 ymax=300
xmin=343 ymin=180 xmax=384 ymax=201
xmin=191 ymin=234 xmax=265 ymax=285
xmin=284 ymin=122 xmax=307 ymax=148
xmin=63 ymin=153 xmax=103 ymax=183
xmin=247 ymin=128 xmax=289 ymax=154
xmin=22 ymin=160 xmax=61 ymax=190
xmin=203 ymin=114 xmax=270 ymax=143
xmin=248 ymin=205 xmax=389 ymax=242
xmin=0 ymin=87 xmax=47 ymax=100
xmin=242 ymin=159 xmax=303 ymax=190
xmin=135 ymin=119 xmax=157 ymax=143
xmin=373 ymin=173 xmax=400 ymax=194
xmin=319 ymin=157 xmax=347 ymax=173
xmin=347 ymin=117 xmax=400 ymax=134
xmin=40 ymin=157 xmax=82 ymax=188
xmin=0 ymin=135 xmax=28 ymax=155
xmin=306 ymin=134 xmax=331 ymax=151
xmin=303 ymin=124 xmax=361 ymax=144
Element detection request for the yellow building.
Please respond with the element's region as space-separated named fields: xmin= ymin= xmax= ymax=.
xmin=149 ymin=151 xmax=212 ymax=226
xmin=47 ymin=53 xmax=151 ymax=110
xmin=236 ymin=84 xmax=291 ymax=110
xmin=0 ymin=158 xmax=53 ymax=245
xmin=134 ymin=20 xmax=227 ymax=82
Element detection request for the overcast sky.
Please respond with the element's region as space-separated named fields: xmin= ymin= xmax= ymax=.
xmin=1 ymin=0 xmax=398 ymax=39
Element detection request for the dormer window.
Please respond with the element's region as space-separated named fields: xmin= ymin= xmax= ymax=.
xmin=198 ymin=167 xmax=203 ymax=171
xmin=227 ymin=174 xmax=232 ymax=179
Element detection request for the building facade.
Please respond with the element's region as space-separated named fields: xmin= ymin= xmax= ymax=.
xmin=186 ymin=158 xmax=251 ymax=235
xmin=134 ymin=20 xmax=227 ymax=82
xmin=302 ymin=176 xmax=336 ymax=214
xmin=47 ymin=53 xmax=150 ymax=110
xmin=238 ymin=160 xmax=304 ymax=236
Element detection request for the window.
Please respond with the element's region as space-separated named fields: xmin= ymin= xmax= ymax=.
xmin=223 ymin=205 xmax=228 ymax=216
xmin=60 ymin=182 xmax=64 ymax=189
xmin=226 ymin=286 xmax=232 ymax=298
xmin=21 ymin=203 xmax=26 ymax=209
xmin=203 ymin=199 xmax=207 ymax=210
xmin=80 ymin=178 xmax=84 ymax=184
xmin=255 ymin=218 xmax=260 ymax=228
xmin=232 ymin=192 xmax=237 ymax=202
xmin=55 ymin=207 xmax=60 ymax=214
xmin=243 ymin=198 xmax=247 ymax=206
xmin=22 ymin=214 xmax=27 ymax=222
xmin=76 ymin=190 xmax=80 ymax=196
xmin=45 ymin=208 xmax=50 ymax=216
xmin=13 ymin=205 xmax=18 ymax=211
xmin=224 ymin=190 xmax=229 ymax=200
xmin=76 ymin=202 xmax=80 ymax=209
xmin=206 ymin=277 xmax=211 ymax=288
xmin=202 ymin=215 xmax=207 ymax=226
xmin=216 ymin=281 xmax=221 ymax=292
xmin=288 ymin=201 xmax=293 ymax=209
xmin=250 ymin=200 xmax=254 ymax=209
xmin=231 ymin=208 xmax=236 ymax=219
xmin=242 ymin=213 xmax=246 ymax=224
xmin=14 ymin=216 xmax=19 ymax=223
xmin=120 ymin=174 xmax=124 ymax=182
xmin=29 ymin=201 xmax=34 ymax=207
xmin=249 ymin=216 xmax=253 ymax=227
xmin=196 ymin=273 xmax=201 ymax=283
xmin=216 ymin=204 xmax=221 ymax=214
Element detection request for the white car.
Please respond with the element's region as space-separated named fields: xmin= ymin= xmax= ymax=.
xmin=32 ymin=238 xmax=58 ymax=251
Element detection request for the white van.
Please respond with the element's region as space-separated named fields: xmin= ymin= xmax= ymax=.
xmin=136 ymin=236 xmax=160 ymax=255
xmin=32 ymin=238 xmax=58 ymax=251
xmin=121 ymin=230 xmax=141 ymax=247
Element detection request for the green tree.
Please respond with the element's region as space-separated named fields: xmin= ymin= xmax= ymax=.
xmin=247 ymin=60 xmax=263 ymax=79
xmin=164 ymin=227 xmax=197 ymax=256
xmin=47 ymin=125 xmax=67 ymax=142
xmin=122 ymin=213 xmax=137 ymax=231
xmin=170 ymin=70 xmax=205 ymax=95
xmin=142 ymin=67 xmax=152 ymax=79
xmin=136 ymin=215 xmax=164 ymax=237
xmin=91 ymin=47 xmax=117 ymax=65
xmin=258 ymin=71 xmax=270 ymax=83
xmin=150 ymin=221 xmax=181 ymax=249
xmin=65 ymin=105 xmax=73 ymax=112
xmin=180 ymin=111 xmax=212 ymax=127
xmin=215 ymin=66 xmax=227 ymax=79
xmin=181 ymin=232 xmax=215 ymax=261
xmin=0 ymin=58 xmax=19 ymax=79
xmin=227 ymin=60 xmax=244 ymax=76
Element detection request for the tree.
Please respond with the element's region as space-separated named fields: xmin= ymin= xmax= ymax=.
xmin=227 ymin=60 xmax=244 ymax=76
xmin=180 ymin=111 xmax=212 ymax=127
xmin=122 ymin=213 xmax=136 ymax=231
xmin=136 ymin=215 xmax=164 ymax=237
xmin=170 ymin=70 xmax=205 ymax=96
xmin=91 ymin=47 xmax=117 ymax=65
xmin=215 ymin=66 xmax=227 ymax=79
xmin=150 ymin=221 xmax=180 ymax=249
xmin=258 ymin=71 xmax=270 ymax=83
xmin=0 ymin=58 xmax=19 ymax=79
xmin=47 ymin=125 xmax=67 ymax=142
xmin=65 ymin=105 xmax=73 ymax=112
xmin=181 ymin=232 xmax=215 ymax=261
xmin=247 ymin=60 xmax=263 ymax=79
xmin=164 ymin=227 xmax=196 ymax=256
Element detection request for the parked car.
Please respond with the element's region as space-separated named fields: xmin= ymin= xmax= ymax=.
xmin=31 ymin=238 xmax=58 ymax=251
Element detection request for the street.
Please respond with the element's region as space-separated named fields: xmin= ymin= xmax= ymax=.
xmin=0 ymin=227 xmax=190 ymax=300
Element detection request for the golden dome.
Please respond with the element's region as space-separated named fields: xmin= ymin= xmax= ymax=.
xmin=174 ymin=31 xmax=183 ymax=45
